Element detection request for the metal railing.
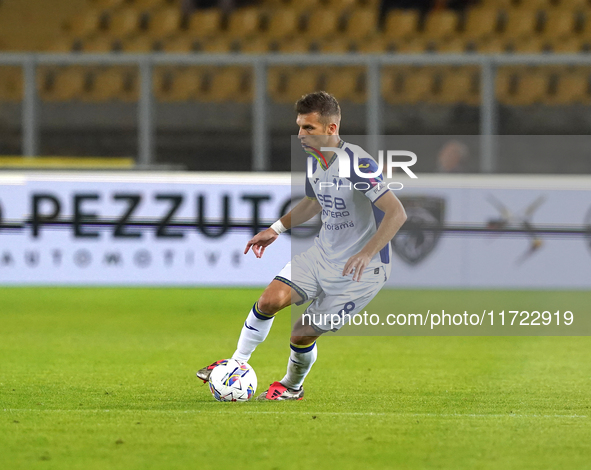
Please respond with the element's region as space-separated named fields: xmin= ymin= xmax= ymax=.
xmin=1 ymin=53 xmax=590 ymax=172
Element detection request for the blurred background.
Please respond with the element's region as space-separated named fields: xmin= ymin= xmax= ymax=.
xmin=1 ymin=0 xmax=591 ymax=174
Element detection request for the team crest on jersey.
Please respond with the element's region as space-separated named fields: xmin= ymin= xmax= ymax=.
xmin=392 ymin=196 xmax=445 ymax=265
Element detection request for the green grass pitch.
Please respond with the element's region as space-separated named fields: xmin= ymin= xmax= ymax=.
xmin=1 ymin=287 xmax=590 ymax=469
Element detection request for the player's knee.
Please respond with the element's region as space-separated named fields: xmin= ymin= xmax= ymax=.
xmin=257 ymin=292 xmax=285 ymax=315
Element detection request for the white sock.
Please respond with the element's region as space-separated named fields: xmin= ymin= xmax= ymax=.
xmin=280 ymin=342 xmax=317 ymax=390
xmin=232 ymin=303 xmax=275 ymax=362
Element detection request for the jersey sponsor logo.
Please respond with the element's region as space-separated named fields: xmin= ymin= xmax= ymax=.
xmin=391 ymin=196 xmax=445 ymax=265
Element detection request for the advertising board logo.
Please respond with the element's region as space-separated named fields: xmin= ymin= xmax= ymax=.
xmin=391 ymin=196 xmax=445 ymax=265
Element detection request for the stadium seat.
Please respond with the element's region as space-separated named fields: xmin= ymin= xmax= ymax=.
xmin=187 ymin=9 xmax=222 ymax=39
xmin=287 ymin=0 xmax=329 ymax=14
xmin=203 ymin=67 xmax=252 ymax=103
xmin=511 ymin=36 xmax=547 ymax=52
xmin=121 ymin=35 xmax=156 ymax=52
xmin=38 ymin=67 xmax=88 ymax=102
xmin=395 ymin=37 xmax=431 ymax=53
xmin=161 ymin=35 xmax=198 ymax=52
xmin=131 ymin=0 xmax=166 ymax=10
xmin=485 ymin=0 xmax=514 ymax=7
xmin=92 ymin=0 xmax=125 ymax=7
xmin=270 ymin=67 xmax=321 ymax=103
xmin=519 ymin=0 xmax=553 ymax=9
xmin=502 ymin=8 xmax=540 ymax=39
xmin=462 ymin=8 xmax=500 ymax=41
xmin=383 ymin=9 xmax=419 ymax=41
xmin=356 ymin=35 xmax=393 ymax=53
xmin=553 ymin=0 xmax=589 ymax=9
xmin=46 ymin=37 xmax=77 ymax=52
xmin=82 ymin=35 xmax=116 ymax=53
xmin=475 ymin=36 xmax=509 ymax=53
xmin=436 ymin=67 xmax=479 ymax=105
xmin=153 ymin=67 xmax=207 ymax=102
xmin=107 ymin=7 xmax=141 ymax=38
xmin=512 ymin=70 xmax=550 ymax=105
xmin=83 ymin=67 xmax=129 ymax=102
xmin=305 ymin=9 xmax=340 ymax=40
xmin=200 ymin=37 xmax=235 ymax=53
xmin=542 ymin=10 xmax=577 ymax=39
xmin=276 ymin=37 xmax=312 ymax=53
xmin=550 ymin=36 xmax=585 ymax=52
xmin=239 ymin=36 xmax=272 ymax=53
xmin=495 ymin=67 xmax=519 ymax=105
xmin=227 ymin=8 xmax=262 ymax=39
xmin=316 ymin=37 xmax=352 ymax=53
xmin=264 ymin=9 xmax=300 ymax=41
xmin=147 ymin=7 xmax=181 ymax=39
xmin=382 ymin=67 xmax=438 ymax=104
xmin=344 ymin=9 xmax=378 ymax=42
xmin=64 ymin=9 xmax=103 ymax=37
xmin=323 ymin=67 xmax=365 ymax=104
xmin=422 ymin=10 xmax=460 ymax=41
xmin=436 ymin=37 xmax=469 ymax=53
xmin=324 ymin=0 xmax=359 ymax=11
xmin=0 ymin=67 xmax=23 ymax=102
xmin=548 ymin=69 xmax=591 ymax=104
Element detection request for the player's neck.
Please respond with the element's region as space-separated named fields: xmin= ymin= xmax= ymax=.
xmin=321 ymin=135 xmax=343 ymax=167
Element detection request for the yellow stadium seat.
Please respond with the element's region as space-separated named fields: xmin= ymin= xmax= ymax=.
xmin=121 ymin=35 xmax=156 ymax=52
xmin=554 ymin=0 xmax=589 ymax=9
xmin=227 ymin=8 xmax=262 ymax=39
xmin=240 ymin=36 xmax=272 ymax=53
xmin=65 ymin=9 xmax=102 ymax=37
xmin=0 ymin=67 xmax=23 ymax=102
xmin=147 ymin=7 xmax=181 ymax=39
xmin=512 ymin=70 xmax=550 ymax=105
xmin=161 ymin=35 xmax=198 ymax=52
xmin=276 ymin=37 xmax=312 ymax=53
xmin=396 ymin=37 xmax=431 ymax=53
xmin=271 ymin=67 xmax=321 ymax=103
xmin=82 ymin=35 xmax=116 ymax=53
xmin=356 ymin=35 xmax=393 ymax=53
xmin=39 ymin=67 xmax=88 ymax=102
xmin=495 ymin=67 xmax=519 ymax=105
xmin=422 ymin=10 xmax=459 ymax=41
xmin=287 ymin=0 xmax=328 ymax=14
xmin=463 ymin=8 xmax=500 ymax=40
xmin=83 ymin=67 xmax=127 ymax=102
xmin=131 ymin=0 xmax=166 ymax=10
xmin=267 ymin=67 xmax=288 ymax=102
xmin=475 ymin=36 xmax=509 ymax=53
xmin=265 ymin=9 xmax=300 ymax=40
xmin=154 ymin=67 xmax=208 ymax=102
xmin=344 ymin=8 xmax=378 ymax=42
xmin=548 ymin=70 xmax=591 ymax=104
xmin=107 ymin=7 xmax=141 ymax=38
xmin=381 ymin=66 xmax=405 ymax=104
xmin=502 ymin=8 xmax=540 ymax=39
xmin=305 ymin=9 xmax=340 ymax=40
xmin=383 ymin=9 xmax=419 ymax=41
xmin=437 ymin=67 xmax=479 ymax=105
xmin=45 ymin=37 xmax=77 ymax=52
xmin=187 ymin=9 xmax=222 ymax=39
xmin=519 ymin=0 xmax=552 ymax=9
xmin=542 ymin=10 xmax=576 ymax=39
xmin=485 ymin=0 xmax=514 ymax=7
xmin=200 ymin=37 xmax=234 ymax=53
xmin=203 ymin=67 xmax=252 ymax=103
xmin=91 ymin=0 xmax=125 ymax=8
xmin=316 ymin=37 xmax=352 ymax=53
xmin=324 ymin=0 xmax=359 ymax=11
xmin=436 ymin=37 xmax=469 ymax=53
xmin=511 ymin=36 xmax=547 ymax=52
xmin=550 ymin=36 xmax=585 ymax=52
xmin=323 ymin=67 xmax=365 ymax=104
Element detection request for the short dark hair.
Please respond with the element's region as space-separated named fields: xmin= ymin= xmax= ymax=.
xmin=295 ymin=91 xmax=341 ymax=125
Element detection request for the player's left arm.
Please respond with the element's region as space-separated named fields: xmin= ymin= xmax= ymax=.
xmin=342 ymin=191 xmax=407 ymax=281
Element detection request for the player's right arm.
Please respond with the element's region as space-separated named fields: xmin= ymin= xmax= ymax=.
xmin=244 ymin=197 xmax=321 ymax=258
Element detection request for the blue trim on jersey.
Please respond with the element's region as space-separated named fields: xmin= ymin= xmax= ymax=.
xmin=344 ymin=148 xmax=384 ymax=194
xmin=273 ymin=276 xmax=308 ymax=306
xmin=371 ymin=202 xmax=390 ymax=264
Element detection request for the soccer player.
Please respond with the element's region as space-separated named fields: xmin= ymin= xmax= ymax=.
xmin=197 ymin=91 xmax=407 ymax=400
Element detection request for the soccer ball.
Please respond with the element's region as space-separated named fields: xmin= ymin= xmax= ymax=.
xmin=208 ymin=359 xmax=257 ymax=402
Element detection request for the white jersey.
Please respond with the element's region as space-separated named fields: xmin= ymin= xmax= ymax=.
xmin=305 ymin=140 xmax=391 ymax=270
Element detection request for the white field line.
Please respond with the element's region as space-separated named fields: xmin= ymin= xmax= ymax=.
xmin=2 ymin=409 xmax=587 ymax=419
